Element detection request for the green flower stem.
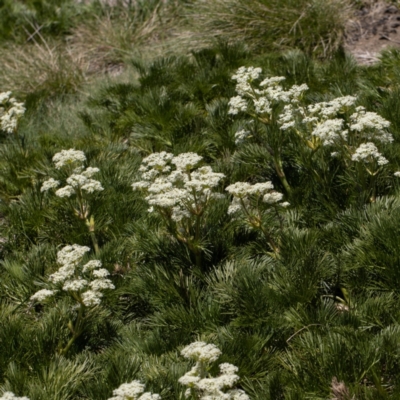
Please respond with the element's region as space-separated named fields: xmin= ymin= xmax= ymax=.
xmin=59 ymin=304 xmax=85 ymax=355
xmin=274 ymin=155 xmax=291 ymax=195
xmin=86 ymin=216 xmax=100 ymax=256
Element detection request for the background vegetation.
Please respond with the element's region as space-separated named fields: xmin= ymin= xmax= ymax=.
xmin=3 ymin=0 xmax=400 ymax=399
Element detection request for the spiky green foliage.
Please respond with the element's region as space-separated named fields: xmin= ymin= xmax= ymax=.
xmin=5 ymin=24 xmax=400 ymax=400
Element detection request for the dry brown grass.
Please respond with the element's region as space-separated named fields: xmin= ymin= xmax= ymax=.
xmin=0 ymin=2 xmax=185 ymax=96
xmin=0 ymin=40 xmax=88 ymax=96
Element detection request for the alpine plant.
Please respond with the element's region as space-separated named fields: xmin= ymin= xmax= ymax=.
xmin=30 ymin=244 xmax=115 ymax=354
xmin=41 ymin=149 xmax=104 ymax=253
xmin=228 ymin=66 xmax=394 ymax=201
xmin=132 ymin=151 xmax=225 ymax=267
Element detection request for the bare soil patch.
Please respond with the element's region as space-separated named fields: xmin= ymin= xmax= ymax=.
xmin=345 ymin=2 xmax=400 ymax=64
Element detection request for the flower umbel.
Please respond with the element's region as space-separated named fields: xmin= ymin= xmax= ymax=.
xmin=178 ymin=341 xmax=249 ymax=400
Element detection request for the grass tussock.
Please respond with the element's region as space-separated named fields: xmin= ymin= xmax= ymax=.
xmin=0 ymin=40 xmax=87 ymax=97
xmin=185 ymin=0 xmax=354 ymax=57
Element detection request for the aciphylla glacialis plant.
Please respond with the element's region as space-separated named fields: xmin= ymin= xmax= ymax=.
xmin=228 ymin=66 xmax=396 ymax=203
xmin=225 ymin=181 xmax=289 ymax=254
xmin=40 ymin=149 xmax=104 ymax=254
xmin=0 ymin=91 xmax=26 ymax=149
xmin=30 ymin=244 xmax=115 ymax=355
xmin=178 ymin=342 xmax=249 ymax=400
xmin=132 ymin=152 xmax=225 ymax=268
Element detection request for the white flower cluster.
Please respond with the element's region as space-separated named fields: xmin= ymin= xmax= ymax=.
xmin=225 ymin=181 xmax=287 ymax=215
xmin=178 ymin=342 xmax=249 ymax=400
xmin=351 ymin=142 xmax=389 ymax=166
xmin=52 ymin=149 xmax=86 ymax=169
xmin=30 ymin=289 xmax=57 ymax=302
xmin=279 ymin=96 xmax=357 ymax=146
xmin=278 ymin=93 xmax=393 ymax=150
xmin=306 ymin=96 xmax=357 ymax=119
xmin=132 ymin=152 xmax=225 ymax=222
xmin=108 ymin=380 xmax=161 ymax=400
xmin=41 ymin=150 xmax=103 ymax=198
xmin=0 ymin=393 xmax=29 ymax=400
xmin=0 ymin=91 xmax=25 ymax=134
xmin=349 ymin=106 xmax=393 ymax=144
xmin=228 ymin=96 xmax=248 ymax=115
xmin=30 ymin=244 xmax=114 ymax=307
xmin=231 ymin=66 xmax=262 ymax=96
xmin=40 ymin=177 xmax=60 ymax=192
xmin=310 ymin=118 xmax=347 ymax=146
xmin=228 ymin=67 xmax=308 ymax=116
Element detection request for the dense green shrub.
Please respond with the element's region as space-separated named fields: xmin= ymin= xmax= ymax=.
xmin=3 ymin=24 xmax=400 ymax=399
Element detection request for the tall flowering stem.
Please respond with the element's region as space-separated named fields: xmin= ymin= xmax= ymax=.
xmin=41 ymin=149 xmax=104 ymax=255
xmin=225 ymin=181 xmax=289 ymax=254
xmin=132 ymin=152 xmax=225 ymax=270
xmin=228 ymin=68 xmax=308 ymax=195
xmin=30 ymin=244 xmax=115 ymax=355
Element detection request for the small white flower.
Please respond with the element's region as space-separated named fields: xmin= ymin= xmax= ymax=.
xmin=0 ymin=92 xmax=25 ymax=134
xmin=81 ymin=290 xmax=103 ymax=307
xmin=253 ymin=97 xmax=271 ymax=114
xmin=350 ymin=110 xmax=393 ymax=143
xmin=30 ymin=289 xmax=56 ymax=302
xmin=351 ymin=142 xmax=388 ymax=165
xmin=57 ymin=244 xmax=91 ymax=266
xmin=82 ymin=167 xmax=100 ymax=178
xmin=49 ymin=265 xmax=75 ymax=284
xmin=0 ymin=91 xmax=12 ymax=104
xmin=63 ymin=279 xmax=88 ymax=292
xmin=219 ymin=363 xmax=239 ymax=375
xmin=67 ymin=174 xmax=88 ymax=187
xmin=55 ymin=185 xmax=75 ymax=198
xmin=40 ymin=178 xmax=60 ymax=192
xmin=394 ymin=171 xmax=400 ymax=177
xmin=82 ymin=260 xmax=102 ymax=272
xmin=92 ymin=268 xmax=110 ymax=278
xmin=90 ymin=278 xmax=115 ymax=291
xmin=138 ymin=393 xmax=161 ymax=400
xmin=181 ymin=341 xmax=222 ymax=363
xmin=228 ymin=96 xmax=248 ymax=115
xmin=225 ymin=182 xmax=253 ymax=198
xmin=259 ymin=76 xmax=286 ymax=87
xmin=172 ymin=153 xmax=203 ymax=170
xmin=132 ymin=181 xmax=151 ymax=191
xmin=234 ymin=129 xmax=250 ymax=145
xmin=311 ymin=119 xmax=346 ymax=146
xmin=178 ymin=374 xmax=201 ymax=386
xmin=263 ymin=191 xmax=284 ymax=204
xmin=112 ymin=380 xmax=145 ymax=399
xmin=81 ymin=179 xmax=104 ymax=193
xmin=52 ymin=149 xmax=86 ymax=169
xmin=0 ymin=392 xmax=30 ymax=400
